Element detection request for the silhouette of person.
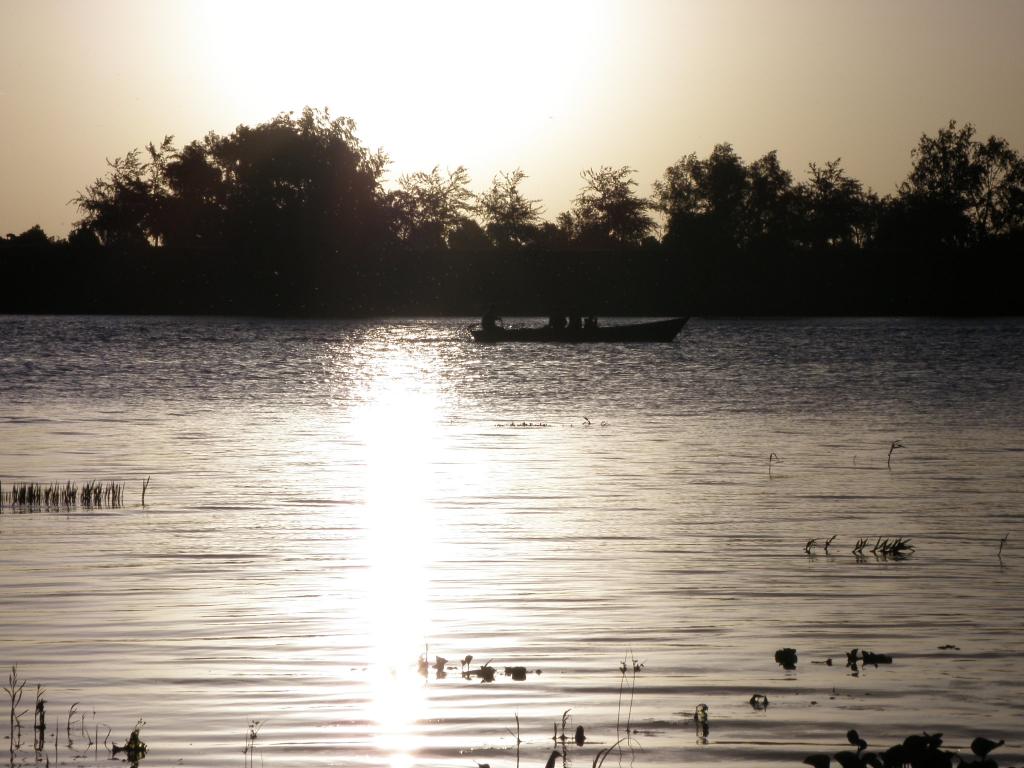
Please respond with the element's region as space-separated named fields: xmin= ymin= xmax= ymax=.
xmin=548 ymin=313 xmax=567 ymax=329
xmin=568 ymin=314 xmax=582 ymax=330
xmin=481 ymin=304 xmax=499 ymax=331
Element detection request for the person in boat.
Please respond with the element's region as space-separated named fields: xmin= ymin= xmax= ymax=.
xmin=481 ymin=304 xmax=500 ymax=331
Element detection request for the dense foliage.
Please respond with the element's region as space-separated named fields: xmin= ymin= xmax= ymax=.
xmin=3 ymin=112 xmax=1022 ymax=315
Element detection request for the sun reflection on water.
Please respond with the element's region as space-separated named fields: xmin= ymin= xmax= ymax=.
xmin=352 ymin=350 xmax=443 ymax=768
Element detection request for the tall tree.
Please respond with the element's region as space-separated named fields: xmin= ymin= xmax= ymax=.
xmin=477 ymin=169 xmax=543 ymax=246
xmin=569 ymin=166 xmax=654 ymax=248
xmin=654 ymin=143 xmax=750 ymax=251
xmin=899 ymin=120 xmax=1024 ymax=245
xmin=157 ymin=135 xmax=227 ymax=247
xmin=390 ymin=166 xmax=476 ymax=249
xmin=745 ymin=150 xmax=797 ymax=247
xmin=73 ymin=149 xmax=157 ymax=247
xmin=797 ymin=159 xmax=877 ymax=249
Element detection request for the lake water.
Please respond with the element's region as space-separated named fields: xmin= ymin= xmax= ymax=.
xmin=1 ymin=315 xmax=1022 ymax=768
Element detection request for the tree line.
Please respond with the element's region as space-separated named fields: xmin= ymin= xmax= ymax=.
xmin=3 ymin=107 xmax=1022 ymax=316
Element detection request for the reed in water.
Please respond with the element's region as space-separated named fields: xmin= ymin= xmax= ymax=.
xmin=0 ymin=480 xmax=125 ymax=511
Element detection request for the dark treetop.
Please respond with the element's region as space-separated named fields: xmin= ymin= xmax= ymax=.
xmin=3 ymin=112 xmax=1022 ymax=316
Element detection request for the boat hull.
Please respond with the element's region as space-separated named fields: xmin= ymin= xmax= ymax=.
xmin=470 ymin=317 xmax=689 ymax=343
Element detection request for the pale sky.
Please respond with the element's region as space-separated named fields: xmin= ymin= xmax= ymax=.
xmin=2 ymin=0 xmax=1023 ymax=238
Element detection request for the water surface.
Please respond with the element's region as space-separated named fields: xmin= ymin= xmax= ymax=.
xmin=1 ymin=316 xmax=1022 ymax=768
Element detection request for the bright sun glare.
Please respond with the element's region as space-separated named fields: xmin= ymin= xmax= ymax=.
xmin=193 ymin=0 xmax=610 ymax=169
xmin=352 ymin=355 xmax=442 ymax=767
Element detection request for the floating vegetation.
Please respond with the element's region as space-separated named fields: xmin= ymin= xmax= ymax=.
xmin=804 ymin=536 xmax=838 ymax=554
xmin=0 ymin=480 xmax=126 ymax=511
xmin=749 ymin=693 xmax=770 ymax=710
xmin=871 ymin=537 xmax=914 ymax=558
xmin=692 ymin=704 xmax=710 ymax=744
xmin=769 ymin=452 xmax=781 ymax=477
xmin=805 ymin=536 xmax=915 ymax=560
xmin=416 ymin=645 xmax=544 ymax=685
xmin=504 ymin=666 xmax=528 ymax=681
xmin=822 ymin=649 xmax=895 ymax=674
xmin=846 ymin=649 xmax=892 ymax=670
xmin=775 ymin=648 xmax=799 ymax=669
xmin=803 ymin=728 xmax=1007 ymax=768
xmin=465 ymin=662 xmax=497 ymax=683
xmin=495 ymin=417 xmax=610 ymax=428
xmin=112 ymin=718 xmax=147 ymax=766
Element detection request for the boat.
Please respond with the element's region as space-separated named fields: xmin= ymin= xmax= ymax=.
xmin=469 ymin=317 xmax=689 ymax=343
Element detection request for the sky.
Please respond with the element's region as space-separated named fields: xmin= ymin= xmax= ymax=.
xmin=2 ymin=0 xmax=1023 ymax=238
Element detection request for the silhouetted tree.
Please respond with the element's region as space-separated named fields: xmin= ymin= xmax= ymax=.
xmin=477 ymin=168 xmax=543 ymax=246
xmin=5 ymin=225 xmax=51 ymax=247
xmin=894 ymin=120 xmax=1024 ymax=246
xmin=796 ymin=159 xmax=878 ymax=249
xmin=745 ymin=150 xmax=799 ymax=248
xmin=448 ymin=218 xmax=491 ymax=251
xmin=157 ymin=135 xmax=227 ymax=247
xmin=209 ymin=108 xmax=389 ymax=254
xmin=391 ymin=165 xmax=476 ymax=249
xmin=73 ymin=149 xmax=158 ymax=247
xmin=655 ymin=143 xmax=750 ymax=251
xmin=27 ymin=109 xmax=1020 ymax=316
xmin=569 ymin=166 xmax=654 ymax=248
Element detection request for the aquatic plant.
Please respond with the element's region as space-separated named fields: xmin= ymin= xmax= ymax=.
xmin=243 ymin=719 xmax=263 ymax=768
xmin=0 ymin=480 xmax=126 ymax=511
xmin=873 ymin=537 xmax=914 ymax=558
xmin=693 ymin=703 xmax=710 ymax=744
xmin=112 ymin=718 xmax=147 ymax=766
xmin=971 ymin=736 xmax=1004 ymax=759
xmin=504 ymin=666 xmax=528 ymax=681
xmin=887 ymin=440 xmax=904 ymax=469
xmin=769 ymin=452 xmax=780 ymax=477
xmin=504 ymin=713 xmax=522 ymax=768
xmin=5 ymin=665 xmax=26 ymax=765
xmin=32 ymin=684 xmax=46 ymax=752
xmin=998 ymin=533 xmax=1009 ymax=557
xmin=615 ymin=653 xmax=641 ymax=740
xmin=142 ymin=476 xmax=151 ymax=506
xmin=803 ymin=728 xmax=1008 ymax=768
xmin=775 ymin=648 xmax=798 ymax=669
xmin=0 ymin=668 xmax=134 ymax=767
xmin=553 ymin=708 xmax=573 ymax=750
xmin=592 ymin=738 xmax=628 ymax=768
xmin=463 ymin=660 xmax=496 ymax=682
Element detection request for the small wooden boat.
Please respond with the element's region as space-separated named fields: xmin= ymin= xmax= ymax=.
xmin=470 ymin=317 xmax=688 ymax=343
